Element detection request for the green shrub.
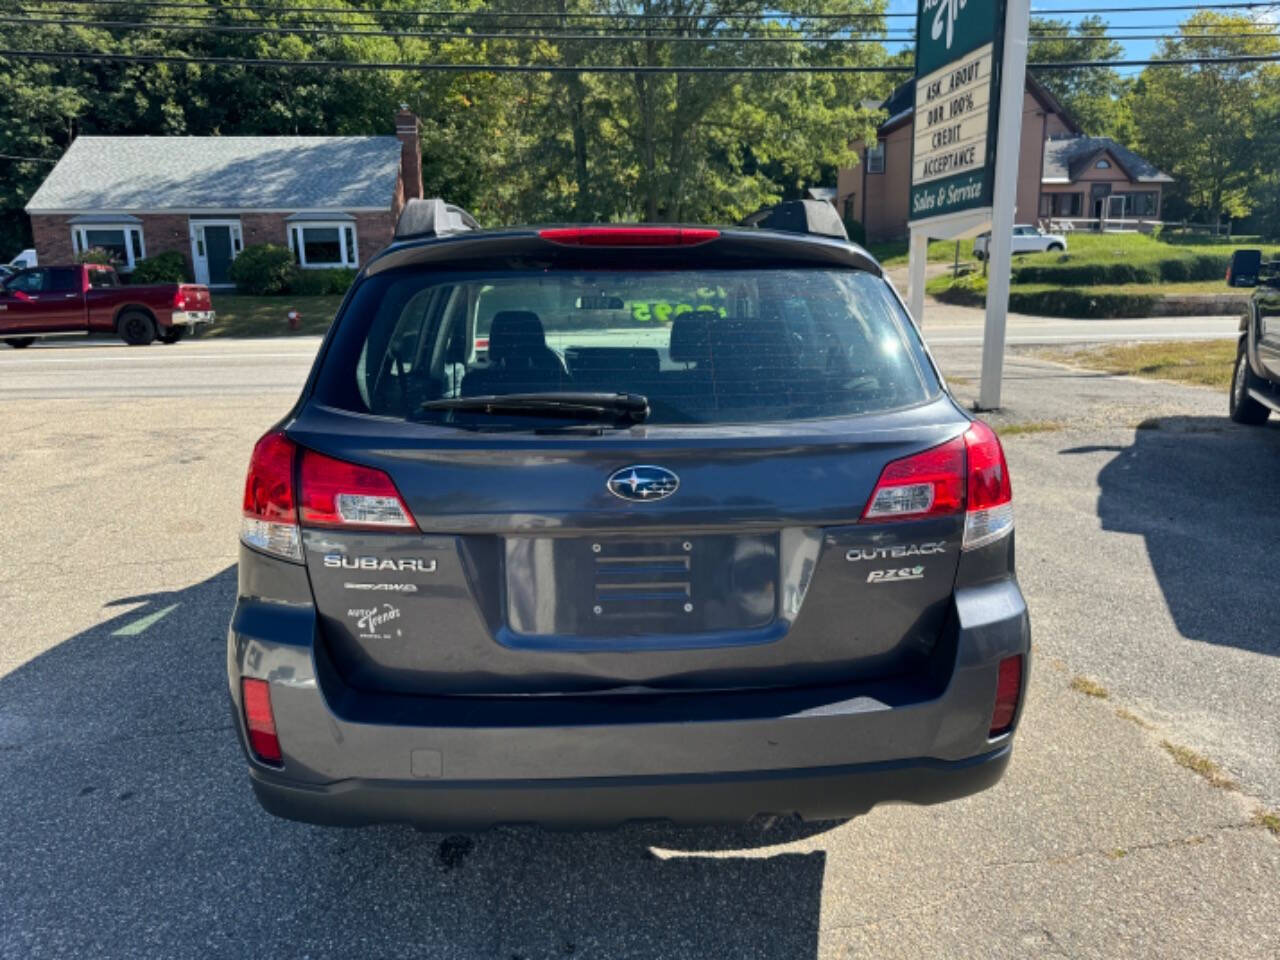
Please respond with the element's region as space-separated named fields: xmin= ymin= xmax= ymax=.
xmin=289 ymin=267 xmax=356 ymax=296
xmin=76 ymin=246 xmax=118 ymax=267
xmin=229 ymin=243 xmax=295 ymax=295
xmin=929 ymin=273 xmax=1160 ymax=318
xmin=129 ymin=250 xmax=190 ymax=284
xmin=1011 ymin=255 xmax=1232 ymax=287
xmin=1009 ymin=288 xmax=1158 ymax=318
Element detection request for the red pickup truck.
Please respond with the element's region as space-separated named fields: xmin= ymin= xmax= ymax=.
xmin=0 ymin=263 xmax=214 ymax=347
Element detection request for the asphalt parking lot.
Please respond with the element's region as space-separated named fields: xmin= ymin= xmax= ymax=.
xmin=0 ymin=333 xmax=1277 ymax=958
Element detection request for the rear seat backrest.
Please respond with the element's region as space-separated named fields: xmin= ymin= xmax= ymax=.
xmin=668 ymin=308 xmax=718 ymax=366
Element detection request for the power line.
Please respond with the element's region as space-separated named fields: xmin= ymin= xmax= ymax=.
xmin=12 ymin=1 xmax=919 ymax=21
xmin=11 ymin=5 xmax=910 ymax=36
xmin=1029 ymin=30 xmax=1280 ymax=39
xmin=0 ymin=15 xmax=918 ymax=43
xmin=1030 ymin=23 xmax=1280 ymax=31
xmin=0 ymin=152 xmax=60 ymax=162
xmin=0 ymin=47 xmax=916 ymax=72
xmin=12 ymin=5 xmax=902 ymax=33
xmin=29 ymin=0 xmax=1280 ymax=15
xmin=1031 ymin=1 xmax=1280 ymax=10
xmin=4 ymin=14 xmax=1272 ymax=47
xmin=1034 ymin=53 xmax=1280 ymax=65
xmin=4 ymin=46 xmax=1280 ymax=72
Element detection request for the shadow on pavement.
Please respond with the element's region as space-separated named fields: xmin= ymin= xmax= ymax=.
xmin=1063 ymin=414 xmax=1280 ymax=657
xmin=0 ymin=567 xmax=832 ymax=958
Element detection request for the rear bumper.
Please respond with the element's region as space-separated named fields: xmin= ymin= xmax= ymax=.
xmin=229 ymin=556 xmax=1029 ymax=828
xmin=171 ymin=310 xmax=215 ymax=327
xmin=249 ymin=747 xmax=1011 ymax=829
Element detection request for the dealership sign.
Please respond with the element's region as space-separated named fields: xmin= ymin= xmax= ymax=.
xmin=909 ymin=0 xmax=1007 ymax=223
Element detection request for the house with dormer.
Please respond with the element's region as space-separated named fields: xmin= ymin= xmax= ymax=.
xmin=837 ymin=76 xmax=1172 ymax=243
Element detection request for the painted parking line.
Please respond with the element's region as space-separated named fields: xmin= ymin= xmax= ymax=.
xmin=110 ymin=603 xmax=179 ymax=637
xmin=0 ymin=351 xmax=316 ymax=366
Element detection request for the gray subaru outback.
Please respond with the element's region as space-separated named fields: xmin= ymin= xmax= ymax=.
xmin=229 ymin=199 xmax=1029 ymax=829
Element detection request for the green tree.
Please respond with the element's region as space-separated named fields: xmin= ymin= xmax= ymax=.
xmin=1029 ymin=16 xmax=1131 ymax=138
xmin=1126 ymin=13 xmax=1280 ymax=225
xmin=0 ymin=1 xmax=894 ymax=240
xmin=519 ymin=1 xmax=890 ymax=224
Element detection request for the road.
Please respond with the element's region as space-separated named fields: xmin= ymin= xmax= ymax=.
xmin=0 ymin=328 xmax=1277 ymax=958
xmin=0 ymin=312 xmax=1242 ymax=400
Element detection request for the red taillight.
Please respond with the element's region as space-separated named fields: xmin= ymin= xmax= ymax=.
xmin=298 ymin=449 xmax=415 ymax=530
xmin=860 ymin=421 xmax=1014 ymax=550
xmin=538 ymin=226 xmax=720 ymax=247
xmin=961 ymin=420 xmax=1013 ymax=549
xmin=242 ymin=677 xmax=282 ymax=763
xmin=243 ymin=432 xmax=295 ymax=521
xmin=172 ymin=288 xmax=187 ymax=310
xmin=989 ymin=654 xmax=1023 ymax=736
xmin=240 ymin=431 xmax=301 ymax=561
xmin=861 ymin=436 xmax=965 ymax=521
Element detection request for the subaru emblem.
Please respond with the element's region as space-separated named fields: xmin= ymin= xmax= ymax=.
xmin=606 ymin=465 xmax=680 ymax=503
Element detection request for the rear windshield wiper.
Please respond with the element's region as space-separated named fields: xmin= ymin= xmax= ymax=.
xmin=420 ymin=391 xmax=650 ymax=425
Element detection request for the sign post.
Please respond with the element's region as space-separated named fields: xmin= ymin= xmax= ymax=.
xmin=977 ymin=0 xmax=1030 ymax=410
xmin=904 ymin=0 xmax=1029 ymax=409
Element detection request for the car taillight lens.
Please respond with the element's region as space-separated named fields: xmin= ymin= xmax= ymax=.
xmin=989 ymin=654 xmax=1023 ymax=736
xmin=240 ymin=431 xmax=302 ymax=561
xmin=961 ymin=420 xmax=1013 ymax=550
xmin=172 ymin=288 xmax=186 ymax=310
xmin=538 ymin=226 xmax=720 ymax=246
xmin=298 ymin=449 xmax=415 ymax=530
xmin=242 ymin=677 xmax=282 ymax=764
xmin=860 ymin=420 xmax=1014 ymax=551
xmin=862 ymin=436 xmax=965 ymax=521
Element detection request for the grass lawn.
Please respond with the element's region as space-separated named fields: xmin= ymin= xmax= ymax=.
xmin=203 ymin=294 xmax=343 ymax=338
xmin=875 ymin=231 xmax=1279 ymax=275
xmin=1039 ymin=339 xmax=1237 ymax=390
xmin=925 ymin=268 xmax=1250 ymax=318
xmin=927 ymin=274 xmax=1247 ymax=298
xmin=1013 ymin=232 xmax=1280 ymax=272
xmin=868 ymin=237 xmax=976 ymax=267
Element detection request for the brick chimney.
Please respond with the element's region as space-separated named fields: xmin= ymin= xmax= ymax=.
xmin=395 ymin=104 xmax=423 ymax=201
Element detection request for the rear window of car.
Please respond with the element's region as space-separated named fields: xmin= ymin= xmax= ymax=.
xmin=314 ymin=267 xmax=939 ymax=428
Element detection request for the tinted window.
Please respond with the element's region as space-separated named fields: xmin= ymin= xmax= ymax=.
xmin=87 ymin=268 xmax=118 ymax=289
xmin=317 ymin=268 xmax=938 ymax=428
xmin=49 ymin=268 xmax=80 ymax=293
xmin=6 ymin=270 xmax=47 ymax=293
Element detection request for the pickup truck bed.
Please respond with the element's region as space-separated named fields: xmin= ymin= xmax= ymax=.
xmin=0 ymin=263 xmax=214 ymax=347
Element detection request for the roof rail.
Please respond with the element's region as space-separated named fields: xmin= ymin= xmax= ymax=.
xmin=395 ymin=197 xmax=480 ymax=241
xmin=739 ymin=199 xmax=848 ymax=242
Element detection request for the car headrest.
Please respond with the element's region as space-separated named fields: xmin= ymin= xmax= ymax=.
xmin=488 ymin=310 xmax=547 ymax=363
xmin=707 ymin=317 xmax=797 ymax=374
xmin=668 ymin=307 xmax=719 ymax=364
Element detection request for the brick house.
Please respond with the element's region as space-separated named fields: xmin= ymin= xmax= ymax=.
xmin=24 ymin=108 xmax=425 ymax=285
xmin=837 ymin=77 xmax=1172 ymax=243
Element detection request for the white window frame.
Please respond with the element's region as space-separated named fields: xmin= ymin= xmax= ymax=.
xmin=288 ymin=221 xmax=359 ymax=269
xmin=866 ymin=144 xmax=885 ymax=174
xmin=70 ymin=223 xmax=145 ymax=271
xmin=189 ymin=219 xmax=244 ymax=286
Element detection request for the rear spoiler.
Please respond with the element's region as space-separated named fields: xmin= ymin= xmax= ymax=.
xmin=739 ymin=199 xmax=849 ymax=242
xmin=395 ymin=197 xmax=480 ymax=241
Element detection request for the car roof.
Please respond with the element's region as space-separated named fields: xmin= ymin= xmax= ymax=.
xmin=365 ymin=225 xmax=885 ymax=278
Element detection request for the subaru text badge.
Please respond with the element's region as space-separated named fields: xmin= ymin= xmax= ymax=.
xmin=606 ymin=465 xmax=679 ymax=502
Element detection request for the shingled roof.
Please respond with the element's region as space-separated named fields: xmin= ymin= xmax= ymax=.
xmin=25 ymin=136 xmax=402 ymax=213
xmin=1041 ymin=136 xmax=1173 ymax=184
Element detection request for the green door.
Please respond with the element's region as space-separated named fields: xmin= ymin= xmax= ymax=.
xmin=204 ymin=226 xmax=233 ymax=285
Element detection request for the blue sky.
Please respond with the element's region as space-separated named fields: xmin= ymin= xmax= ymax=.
xmin=883 ymin=0 xmax=1237 ymax=68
